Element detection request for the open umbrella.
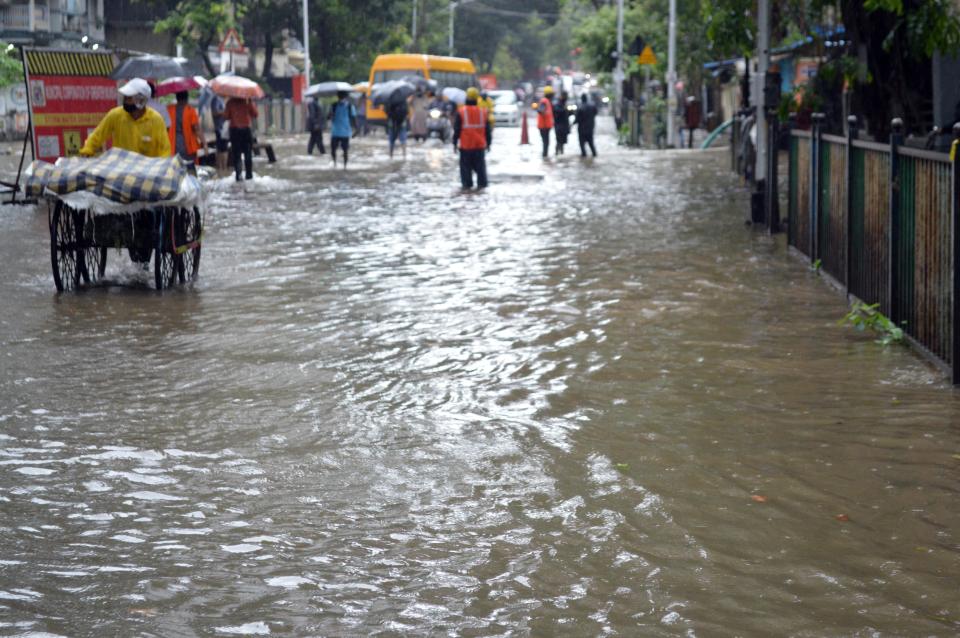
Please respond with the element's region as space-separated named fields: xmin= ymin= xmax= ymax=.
xmin=441 ymin=86 xmax=466 ymax=105
xmin=398 ymin=75 xmax=438 ymax=93
xmin=155 ymin=75 xmax=207 ymax=97
xmin=111 ymin=54 xmax=189 ymax=80
xmin=304 ymin=81 xmax=354 ymax=98
xmin=370 ymin=80 xmax=416 ymax=107
xmin=352 ymin=81 xmax=369 ymax=93
xmin=210 ymin=74 xmax=265 ymax=100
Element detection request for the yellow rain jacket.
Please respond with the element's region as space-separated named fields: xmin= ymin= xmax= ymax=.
xmin=79 ymin=106 xmax=171 ymax=158
xmin=480 ymin=96 xmax=495 ymax=124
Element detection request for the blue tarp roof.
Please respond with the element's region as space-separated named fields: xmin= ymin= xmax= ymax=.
xmin=702 ymin=26 xmax=846 ymax=70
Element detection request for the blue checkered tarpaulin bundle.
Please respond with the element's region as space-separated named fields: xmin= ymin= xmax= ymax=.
xmin=26 ymin=148 xmax=186 ymax=205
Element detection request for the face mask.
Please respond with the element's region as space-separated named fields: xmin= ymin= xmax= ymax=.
xmin=123 ymin=102 xmax=138 ymax=114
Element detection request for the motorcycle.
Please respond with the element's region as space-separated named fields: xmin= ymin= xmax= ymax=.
xmin=426 ymin=107 xmax=452 ymax=142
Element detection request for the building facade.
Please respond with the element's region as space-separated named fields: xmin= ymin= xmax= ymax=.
xmin=0 ymin=0 xmax=105 ymax=47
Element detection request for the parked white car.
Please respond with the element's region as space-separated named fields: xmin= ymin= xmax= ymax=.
xmin=489 ymin=90 xmax=520 ymax=125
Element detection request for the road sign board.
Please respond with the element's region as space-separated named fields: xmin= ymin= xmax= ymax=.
xmin=219 ymin=28 xmax=245 ymax=53
xmin=638 ymin=45 xmax=657 ymax=66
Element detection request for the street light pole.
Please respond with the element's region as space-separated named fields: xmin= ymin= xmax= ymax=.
xmin=613 ymin=0 xmax=624 ymax=120
xmin=755 ymin=0 xmax=770 ymax=184
xmin=666 ymin=0 xmax=677 ymax=147
xmin=302 ymin=0 xmax=310 ymax=84
xmin=412 ymin=0 xmax=418 ymax=51
xmin=449 ymin=2 xmax=455 ymax=56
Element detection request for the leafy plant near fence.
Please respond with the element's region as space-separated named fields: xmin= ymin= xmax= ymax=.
xmin=840 ymin=301 xmax=904 ymax=345
xmin=0 ymin=42 xmax=23 ymax=89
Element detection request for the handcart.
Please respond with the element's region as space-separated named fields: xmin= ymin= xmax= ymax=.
xmin=27 ymin=148 xmax=204 ymax=292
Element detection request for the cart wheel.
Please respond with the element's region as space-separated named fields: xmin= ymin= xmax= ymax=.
xmin=177 ymin=206 xmax=202 ymax=283
xmin=154 ymin=209 xmax=177 ymax=290
xmin=81 ymin=246 xmax=107 ymax=285
xmin=79 ymin=211 xmax=106 ymax=285
xmin=50 ymin=201 xmax=80 ymax=292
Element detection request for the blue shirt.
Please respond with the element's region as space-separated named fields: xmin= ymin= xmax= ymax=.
xmin=330 ymin=100 xmax=356 ymax=138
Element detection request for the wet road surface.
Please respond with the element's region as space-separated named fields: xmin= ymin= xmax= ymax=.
xmin=1 ymin=120 xmax=959 ymax=636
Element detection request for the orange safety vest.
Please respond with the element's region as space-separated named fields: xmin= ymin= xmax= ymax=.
xmin=537 ymin=98 xmax=554 ymax=130
xmin=167 ymin=103 xmax=201 ymax=160
xmin=458 ymin=104 xmax=488 ymax=151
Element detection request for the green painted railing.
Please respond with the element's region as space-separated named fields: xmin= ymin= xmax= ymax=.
xmin=786 ymin=116 xmax=960 ymax=381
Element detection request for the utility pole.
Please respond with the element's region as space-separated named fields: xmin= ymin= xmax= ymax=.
xmin=754 ymin=0 xmax=770 ymax=187
xmin=302 ymin=0 xmax=310 ymax=84
xmin=666 ymin=0 xmax=677 ymax=147
xmin=613 ymin=0 xmax=624 ymax=120
xmin=412 ymin=0 xmax=418 ymax=51
xmin=449 ymin=2 xmax=455 ymax=56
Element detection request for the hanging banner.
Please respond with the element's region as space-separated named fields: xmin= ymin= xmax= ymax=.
xmin=22 ymin=47 xmax=118 ymax=163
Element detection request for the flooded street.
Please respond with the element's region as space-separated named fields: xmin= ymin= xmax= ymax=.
xmin=1 ymin=119 xmax=959 ymax=636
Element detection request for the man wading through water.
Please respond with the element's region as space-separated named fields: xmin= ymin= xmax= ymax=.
xmin=452 ymin=87 xmax=492 ymax=190
xmin=328 ymin=90 xmax=357 ymax=168
xmin=80 ymin=78 xmax=170 ymax=158
xmin=167 ymin=91 xmax=205 ymax=174
xmin=306 ymin=95 xmax=326 ymax=156
xmin=537 ymin=85 xmax=555 ymax=158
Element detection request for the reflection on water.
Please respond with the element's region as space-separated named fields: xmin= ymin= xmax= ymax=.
xmin=1 ymin=121 xmax=959 ymax=636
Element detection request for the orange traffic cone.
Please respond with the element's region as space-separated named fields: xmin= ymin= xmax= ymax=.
xmin=520 ymin=110 xmax=530 ymax=145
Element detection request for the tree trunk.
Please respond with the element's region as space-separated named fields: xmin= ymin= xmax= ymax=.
xmin=262 ymin=34 xmax=274 ymax=79
xmin=841 ymin=0 xmax=933 ymax=140
xmin=199 ymin=30 xmax=217 ymax=77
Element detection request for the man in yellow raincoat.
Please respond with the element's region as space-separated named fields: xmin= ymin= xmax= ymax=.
xmin=80 ymin=78 xmax=171 ymax=158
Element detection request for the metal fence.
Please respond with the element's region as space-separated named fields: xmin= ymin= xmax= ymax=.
xmin=256 ymin=99 xmax=305 ymax=135
xmin=787 ymin=116 xmax=960 ymax=381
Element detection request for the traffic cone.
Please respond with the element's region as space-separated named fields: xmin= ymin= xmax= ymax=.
xmin=520 ymin=110 xmax=530 ymax=145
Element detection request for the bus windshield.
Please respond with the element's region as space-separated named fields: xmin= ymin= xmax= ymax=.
xmin=372 ymin=69 xmax=425 ymax=83
xmin=428 ymin=71 xmax=477 ymax=90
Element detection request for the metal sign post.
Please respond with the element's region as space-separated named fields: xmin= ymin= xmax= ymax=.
xmin=219 ymin=28 xmax=246 ymax=74
xmin=666 ymin=0 xmax=677 ymax=147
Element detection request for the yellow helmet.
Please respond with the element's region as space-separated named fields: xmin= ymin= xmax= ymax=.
xmin=543 ymin=86 xmax=554 ymax=95
xmin=466 ymin=87 xmax=480 ymax=100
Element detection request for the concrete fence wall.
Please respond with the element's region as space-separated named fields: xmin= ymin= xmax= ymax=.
xmin=258 ymin=99 xmax=305 ymax=135
xmin=199 ymin=98 xmax=306 ymax=138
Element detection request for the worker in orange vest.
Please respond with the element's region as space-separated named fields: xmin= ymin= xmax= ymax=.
xmin=167 ymin=91 xmax=205 ymax=173
xmin=536 ymin=85 xmax=555 ymax=158
xmin=452 ymin=87 xmax=492 ymax=189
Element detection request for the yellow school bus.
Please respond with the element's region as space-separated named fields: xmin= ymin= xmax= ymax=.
xmin=367 ymin=53 xmax=478 ymax=125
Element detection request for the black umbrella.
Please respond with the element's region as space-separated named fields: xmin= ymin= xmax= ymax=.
xmin=398 ymin=75 xmax=438 ymax=93
xmin=110 ymin=54 xmax=190 ymax=80
xmin=370 ymin=80 xmax=416 ymax=107
xmin=305 ymin=81 xmax=354 ymax=97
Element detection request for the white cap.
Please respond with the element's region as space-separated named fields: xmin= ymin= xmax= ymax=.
xmin=118 ymin=78 xmax=151 ymax=99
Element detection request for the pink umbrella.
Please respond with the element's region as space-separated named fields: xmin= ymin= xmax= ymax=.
xmin=210 ymin=74 xmax=265 ymax=100
xmin=155 ymin=75 xmax=207 ymax=97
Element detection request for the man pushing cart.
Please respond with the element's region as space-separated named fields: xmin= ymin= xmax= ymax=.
xmin=26 ymin=77 xmax=204 ymax=292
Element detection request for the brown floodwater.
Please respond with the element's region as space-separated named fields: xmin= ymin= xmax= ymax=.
xmin=0 ymin=120 xmax=958 ymax=636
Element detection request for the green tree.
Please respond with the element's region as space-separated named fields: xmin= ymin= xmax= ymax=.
xmin=155 ymin=0 xmax=236 ymax=76
xmin=241 ymin=0 xmax=300 ymax=78
xmin=701 ymin=0 xmax=960 ymax=136
xmin=491 ymin=38 xmax=523 ymax=82
xmin=452 ymin=0 xmax=561 ymax=77
xmin=309 ymin=0 xmax=411 ymax=81
xmin=0 ymin=43 xmax=23 ymax=88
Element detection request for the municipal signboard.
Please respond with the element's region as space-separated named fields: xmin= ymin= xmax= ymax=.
xmin=22 ymin=47 xmax=118 ymax=163
xmin=219 ymin=28 xmax=245 ymax=53
xmin=638 ymin=45 xmax=657 ymax=66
